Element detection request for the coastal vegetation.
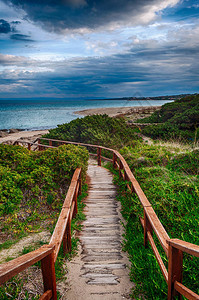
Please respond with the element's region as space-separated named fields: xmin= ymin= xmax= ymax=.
xmin=115 ymin=142 xmax=198 ymax=298
xmin=44 ymin=114 xmax=139 ymax=150
xmin=0 ymin=95 xmax=198 ymax=299
xmin=140 ymin=94 xmax=199 ymax=143
xmin=45 ymin=104 xmax=199 ymax=299
xmin=0 ymin=143 xmax=89 ymax=299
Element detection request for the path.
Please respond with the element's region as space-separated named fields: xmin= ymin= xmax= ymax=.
xmin=65 ymin=160 xmax=133 ymax=299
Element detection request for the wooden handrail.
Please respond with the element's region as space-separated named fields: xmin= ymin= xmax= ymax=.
xmin=0 ymin=150 xmax=82 ymax=300
xmin=38 ymin=137 xmax=198 ymax=300
xmin=174 ymin=282 xmax=199 ymax=300
xmin=167 ymin=239 xmax=199 ymax=257
xmin=0 ymin=245 xmax=54 ymax=285
xmin=50 ymin=168 xmax=81 ymax=262
xmin=4 ymin=137 xmax=199 ymax=300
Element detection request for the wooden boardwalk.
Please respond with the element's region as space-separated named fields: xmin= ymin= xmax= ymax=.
xmin=65 ymin=160 xmax=132 ymax=299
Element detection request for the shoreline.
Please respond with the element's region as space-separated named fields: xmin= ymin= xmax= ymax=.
xmin=75 ymin=105 xmax=161 ymax=118
xmin=0 ymin=105 xmax=161 ymax=143
xmin=0 ymin=129 xmax=49 ymax=144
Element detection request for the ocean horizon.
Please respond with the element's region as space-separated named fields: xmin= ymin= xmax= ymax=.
xmin=0 ymin=98 xmax=173 ymax=131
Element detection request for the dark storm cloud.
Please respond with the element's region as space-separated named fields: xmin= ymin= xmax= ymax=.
xmin=0 ymin=19 xmax=11 ymax=33
xmin=10 ymin=33 xmax=34 ymax=41
xmin=1 ymin=35 xmax=198 ymax=97
xmin=0 ymin=19 xmax=21 ymax=34
xmin=2 ymin=0 xmax=178 ymax=33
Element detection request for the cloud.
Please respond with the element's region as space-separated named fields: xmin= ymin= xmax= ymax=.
xmin=0 ymin=18 xmax=22 ymax=35
xmin=10 ymin=33 xmax=34 ymax=41
xmin=3 ymin=0 xmax=180 ymax=33
xmin=0 ymin=19 xmax=11 ymax=33
xmin=0 ymin=29 xmax=199 ymax=98
xmin=0 ymin=15 xmax=198 ymax=98
xmin=0 ymin=53 xmax=31 ymax=65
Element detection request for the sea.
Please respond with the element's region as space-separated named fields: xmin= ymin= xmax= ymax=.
xmin=0 ymin=99 xmax=173 ymax=131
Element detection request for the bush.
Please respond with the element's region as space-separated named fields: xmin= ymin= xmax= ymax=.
xmin=44 ymin=114 xmax=139 ymax=149
xmin=140 ymin=94 xmax=199 ymax=142
xmin=0 ymin=144 xmax=89 ymax=218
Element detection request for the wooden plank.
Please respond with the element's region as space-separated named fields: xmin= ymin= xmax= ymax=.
xmin=90 ymin=153 xmax=97 ymax=157
xmin=71 ymin=168 xmax=81 ymax=183
xmin=115 ymin=161 xmax=119 ymax=169
xmin=50 ymin=168 xmax=81 ymax=261
xmin=144 ymin=206 xmax=169 ymax=256
xmin=97 ymin=147 xmax=101 ymax=166
xmin=144 ymin=210 xmax=153 ymax=248
xmin=147 ymin=231 xmax=168 ymax=282
xmin=174 ymin=282 xmax=199 ymax=300
xmin=114 ymin=150 xmax=152 ymax=207
xmin=167 ymin=239 xmax=199 ymax=257
xmin=113 ymin=153 xmax=117 ymax=169
xmin=66 ymin=215 xmax=72 ymax=252
xmin=140 ymin=216 xmax=168 ymax=282
xmin=39 ymin=290 xmax=52 ymax=300
xmin=100 ymin=156 xmax=112 ymax=162
xmin=168 ymin=243 xmax=183 ymax=300
xmin=126 ymin=183 xmax=131 ymax=192
xmin=41 ymin=252 xmax=57 ymax=300
xmin=39 ymin=138 xmax=113 ymax=152
xmin=15 ymin=140 xmax=56 ymax=149
xmin=50 ymin=205 xmax=70 ymax=261
xmin=0 ymin=245 xmax=54 ymax=285
xmin=70 ymin=201 xmax=75 ymax=219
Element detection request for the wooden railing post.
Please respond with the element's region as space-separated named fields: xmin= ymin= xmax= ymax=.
xmin=63 ymin=218 xmax=72 ymax=253
xmin=113 ymin=153 xmax=117 ymax=169
xmin=38 ymin=139 xmax=42 ymax=151
xmin=28 ymin=143 xmax=31 ymax=150
xmin=124 ymin=170 xmax=129 ymax=181
xmin=144 ymin=210 xmax=153 ymax=248
xmin=97 ymin=147 xmax=101 ymax=166
xmin=41 ymin=251 xmax=57 ymax=300
xmin=78 ymin=171 xmax=82 ymax=196
xmin=73 ymin=187 xmax=78 ymax=217
xmin=49 ymin=140 xmax=52 ymax=146
xmin=119 ymin=160 xmax=123 ymax=178
xmin=168 ymin=242 xmax=183 ymax=300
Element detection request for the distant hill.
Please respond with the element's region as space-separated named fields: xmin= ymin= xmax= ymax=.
xmin=140 ymin=94 xmax=199 ymax=142
xmin=86 ymin=93 xmax=194 ymax=101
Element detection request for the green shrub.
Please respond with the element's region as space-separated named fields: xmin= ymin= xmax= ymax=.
xmin=0 ymin=144 xmax=89 ymax=237
xmin=0 ymin=166 xmax=23 ymax=215
xmin=44 ymin=114 xmax=139 ymax=150
xmin=140 ymin=94 xmax=199 ymax=142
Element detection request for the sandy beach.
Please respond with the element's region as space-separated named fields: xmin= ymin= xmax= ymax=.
xmin=0 ymin=130 xmax=49 ymax=144
xmin=75 ymin=105 xmax=161 ymax=118
xmin=75 ymin=106 xmax=134 ymax=117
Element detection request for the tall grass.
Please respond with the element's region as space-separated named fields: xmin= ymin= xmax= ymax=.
xmin=108 ymin=141 xmax=199 ymax=299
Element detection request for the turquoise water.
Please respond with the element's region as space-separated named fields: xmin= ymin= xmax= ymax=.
xmin=0 ymin=99 xmax=172 ymax=130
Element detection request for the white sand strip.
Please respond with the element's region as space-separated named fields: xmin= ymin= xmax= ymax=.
xmin=0 ymin=130 xmax=49 ymax=144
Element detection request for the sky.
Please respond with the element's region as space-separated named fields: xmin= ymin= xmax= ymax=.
xmin=0 ymin=0 xmax=199 ymax=99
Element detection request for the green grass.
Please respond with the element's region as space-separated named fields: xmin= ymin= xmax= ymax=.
xmin=139 ymin=94 xmax=199 ymax=142
xmin=0 ymin=184 xmax=88 ymax=299
xmin=107 ymin=140 xmax=199 ymax=299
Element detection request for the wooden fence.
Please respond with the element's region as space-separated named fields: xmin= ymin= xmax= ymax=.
xmin=0 ymin=155 xmax=82 ymax=300
xmin=0 ymin=137 xmax=199 ymax=300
